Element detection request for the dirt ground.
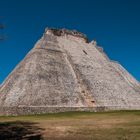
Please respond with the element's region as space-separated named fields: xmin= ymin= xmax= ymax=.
xmin=0 ymin=111 xmax=140 ymax=140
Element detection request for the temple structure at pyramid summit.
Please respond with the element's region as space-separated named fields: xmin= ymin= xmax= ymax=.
xmin=0 ymin=28 xmax=140 ymax=115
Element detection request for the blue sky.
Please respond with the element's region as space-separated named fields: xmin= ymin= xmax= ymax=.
xmin=0 ymin=0 xmax=140 ymax=83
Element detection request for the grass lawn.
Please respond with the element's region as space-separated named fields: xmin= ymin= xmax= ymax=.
xmin=0 ymin=111 xmax=140 ymax=140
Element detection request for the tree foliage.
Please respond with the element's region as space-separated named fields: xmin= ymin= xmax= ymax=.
xmin=0 ymin=23 xmax=5 ymax=29
xmin=0 ymin=23 xmax=5 ymax=40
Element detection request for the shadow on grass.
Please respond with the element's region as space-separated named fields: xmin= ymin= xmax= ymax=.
xmin=0 ymin=121 xmax=44 ymax=140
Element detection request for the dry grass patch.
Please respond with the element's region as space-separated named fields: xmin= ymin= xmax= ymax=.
xmin=0 ymin=111 xmax=140 ymax=140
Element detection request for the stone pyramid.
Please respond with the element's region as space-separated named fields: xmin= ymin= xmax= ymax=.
xmin=0 ymin=28 xmax=140 ymax=115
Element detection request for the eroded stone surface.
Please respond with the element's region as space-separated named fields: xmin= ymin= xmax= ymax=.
xmin=0 ymin=28 xmax=140 ymax=115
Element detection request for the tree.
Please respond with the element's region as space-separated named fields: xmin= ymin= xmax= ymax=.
xmin=0 ymin=23 xmax=5 ymax=29
xmin=0 ymin=23 xmax=5 ymax=40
